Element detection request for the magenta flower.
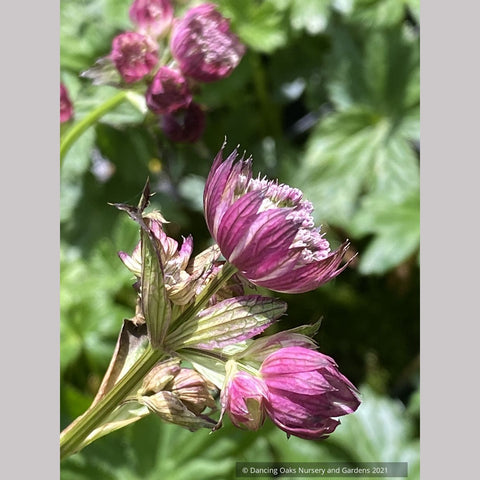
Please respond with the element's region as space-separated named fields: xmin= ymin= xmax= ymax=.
xmin=170 ymin=3 xmax=246 ymax=83
xmin=60 ymin=83 xmax=73 ymax=123
xmin=146 ymin=67 xmax=193 ymax=115
xmin=110 ymin=31 xmax=159 ymax=83
xmin=129 ymin=0 xmax=174 ymax=38
xmin=203 ymin=144 xmax=352 ymax=294
xmin=259 ymin=346 xmax=361 ymax=440
xmin=162 ymin=102 xmax=206 ymax=143
xmin=220 ymin=370 xmax=268 ymax=431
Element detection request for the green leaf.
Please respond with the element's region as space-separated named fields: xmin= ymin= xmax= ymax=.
xmin=293 ymin=24 xmax=419 ymax=273
xmin=297 ymin=107 xmax=419 ymax=227
xmin=324 ymin=23 xmax=420 ymax=113
xmin=347 ymin=0 xmax=408 ymax=28
xmin=217 ymin=0 xmax=289 ymax=53
xmin=60 ymin=218 xmax=139 ymax=373
xmin=351 ymin=192 xmax=420 ymax=274
xmin=289 ymin=0 xmax=331 ymax=34
xmin=60 ymin=0 xmax=131 ymax=73
xmin=328 ymin=385 xmax=420 ymax=471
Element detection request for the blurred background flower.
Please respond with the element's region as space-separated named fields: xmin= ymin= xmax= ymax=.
xmin=60 ymin=0 xmax=419 ymax=478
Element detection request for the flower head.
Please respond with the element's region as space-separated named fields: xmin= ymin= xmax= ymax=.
xmin=129 ymin=0 xmax=174 ymax=38
xmin=170 ymin=3 xmax=246 ymax=83
xmin=162 ymin=101 xmax=206 ymax=143
xmin=146 ymin=66 xmax=192 ymax=115
xmin=110 ymin=31 xmax=159 ymax=83
xmin=260 ymin=346 xmax=361 ymax=440
xmin=203 ymin=144 xmax=352 ymax=293
xmin=60 ymin=83 xmax=73 ymax=123
xmin=220 ymin=362 xmax=268 ymax=431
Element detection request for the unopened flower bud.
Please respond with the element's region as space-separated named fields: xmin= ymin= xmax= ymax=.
xmin=60 ymin=83 xmax=73 ymax=123
xmin=170 ymin=3 xmax=246 ymax=82
xmin=110 ymin=31 xmax=159 ymax=83
xmin=260 ymin=347 xmax=361 ymax=440
xmin=139 ymin=358 xmax=181 ymax=395
xmin=146 ymin=67 xmax=192 ymax=115
xmin=140 ymin=363 xmax=217 ymax=431
xmin=129 ymin=0 xmax=174 ymax=38
xmin=220 ymin=361 xmax=267 ymax=431
xmin=170 ymin=368 xmax=217 ymax=415
xmin=162 ymin=102 xmax=206 ymax=143
xmin=141 ymin=391 xmax=216 ymax=431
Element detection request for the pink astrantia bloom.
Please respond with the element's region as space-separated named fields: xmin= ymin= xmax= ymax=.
xmin=110 ymin=31 xmax=159 ymax=83
xmin=170 ymin=3 xmax=246 ymax=83
xmin=129 ymin=0 xmax=174 ymax=38
xmin=260 ymin=346 xmax=361 ymax=440
xmin=162 ymin=101 xmax=206 ymax=143
xmin=220 ymin=369 xmax=268 ymax=430
xmin=203 ymin=144 xmax=352 ymax=293
xmin=146 ymin=66 xmax=193 ymax=115
xmin=60 ymin=83 xmax=73 ymax=123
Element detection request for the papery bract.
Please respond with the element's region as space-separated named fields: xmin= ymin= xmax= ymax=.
xmin=110 ymin=31 xmax=159 ymax=83
xmin=146 ymin=66 xmax=192 ymax=115
xmin=129 ymin=0 xmax=174 ymax=38
xmin=203 ymin=144 xmax=352 ymax=293
xmin=60 ymin=83 xmax=73 ymax=123
xmin=260 ymin=346 xmax=361 ymax=440
xmin=162 ymin=101 xmax=205 ymax=143
xmin=118 ymin=215 xmax=208 ymax=305
xmin=170 ymin=3 xmax=246 ymax=83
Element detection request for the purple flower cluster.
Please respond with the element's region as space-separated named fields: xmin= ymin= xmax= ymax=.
xmin=222 ymin=346 xmax=360 ymax=440
xmin=112 ymin=150 xmax=360 ymax=441
xmin=97 ymin=0 xmax=245 ymax=143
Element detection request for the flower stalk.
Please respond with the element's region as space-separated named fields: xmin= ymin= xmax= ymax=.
xmin=60 ymin=343 xmax=163 ymax=460
xmin=60 ymin=261 xmax=238 ymax=461
xmin=60 ymin=90 xmax=144 ymax=166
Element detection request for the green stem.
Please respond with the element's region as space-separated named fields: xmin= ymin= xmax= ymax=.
xmin=60 ymin=90 xmax=128 ymax=167
xmin=60 ymin=344 xmax=163 ymax=460
xmin=60 ymin=262 xmax=238 ymax=461
xmin=250 ymin=53 xmax=282 ymax=138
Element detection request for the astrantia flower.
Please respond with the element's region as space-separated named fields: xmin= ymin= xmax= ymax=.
xmin=146 ymin=66 xmax=192 ymax=115
xmin=110 ymin=31 xmax=159 ymax=83
xmin=170 ymin=3 xmax=246 ymax=83
xmin=129 ymin=0 xmax=174 ymax=38
xmin=260 ymin=346 xmax=361 ymax=440
xmin=203 ymin=144 xmax=352 ymax=293
xmin=220 ymin=363 xmax=268 ymax=431
xmin=162 ymin=101 xmax=206 ymax=143
xmin=60 ymin=83 xmax=73 ymax=123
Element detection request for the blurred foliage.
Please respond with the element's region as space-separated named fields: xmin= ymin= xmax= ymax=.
xmin=61 ymin=0 xmax=420 ymax=477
